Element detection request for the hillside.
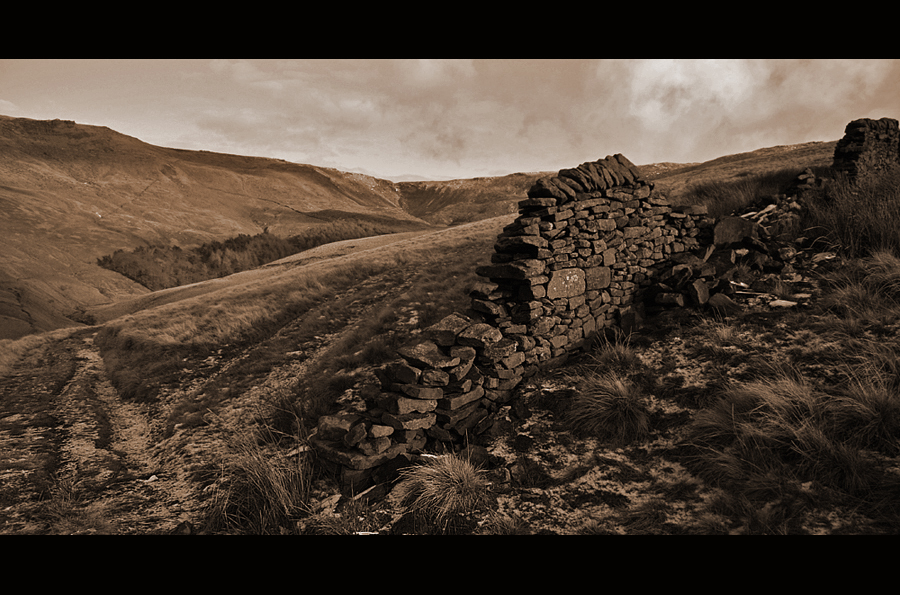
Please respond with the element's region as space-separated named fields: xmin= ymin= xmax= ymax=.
xmin=0 ymin=114 xmax=842 ymax=341
xmin=0 ymin=115 xmax=430 ymax=339
xmin=397 ymin=172 xmax=552 ymax=226
xmin=644 ymin=140 xmax=837 ymax=200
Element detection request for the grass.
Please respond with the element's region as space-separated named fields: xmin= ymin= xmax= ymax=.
xmin=564 ymin=371 xmax=651 ymax=446
xmin=202 ymin=423 xmax=314 ymax=535
xmin=803 ymin=168 xmax=900 ymax=257
xmin=392 ymin=454 xmax=490 ymax=534
xmin=38 ymin=474 xmax=116 ymax=535
xmin=673 ymin=167 xmax=811 ymax=219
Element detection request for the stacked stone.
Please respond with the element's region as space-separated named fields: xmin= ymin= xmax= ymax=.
xmin=311 ymin=312 xmax=520 ymax=492
xmin=832 ymin=117 xmax=900 ymax=181
xmin=471 ymin=154 xmax=711 ymax=370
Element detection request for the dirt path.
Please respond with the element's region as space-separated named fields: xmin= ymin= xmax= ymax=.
xmin=0 ymin=328 xmax=194 ymax=534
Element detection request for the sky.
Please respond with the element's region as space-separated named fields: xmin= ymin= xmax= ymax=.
xmin=2 ymin=59 xmax=900 ymax=181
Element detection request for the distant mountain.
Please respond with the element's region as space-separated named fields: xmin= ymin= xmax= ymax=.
xmin=397 ymin=172 xmax=554 ymax=226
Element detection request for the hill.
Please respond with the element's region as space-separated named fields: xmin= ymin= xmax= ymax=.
xmin=0 ymin=115 xmax=430 ymax=339
xmin=643 ymin=140 xmax=837 ymax=199
xmin=396 ymin=172 xmax=552 ymax=226
xmin=0 ymin=114 xmax=841 ymax=341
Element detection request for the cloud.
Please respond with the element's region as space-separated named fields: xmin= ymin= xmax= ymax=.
xmin=0 ymin=99 xmax=21 ymax=115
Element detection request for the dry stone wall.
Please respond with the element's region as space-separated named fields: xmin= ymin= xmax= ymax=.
xmin=832 ymin=117 xmax=900 ymax=181
xmin=312 ymin=153 xmax=715 ymax=494
xmin=311 ymin=118 xmax=900 ymax=494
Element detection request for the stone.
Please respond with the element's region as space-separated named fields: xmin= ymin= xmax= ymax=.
xmin=342 ymin=422 xmax=368 ymax=448
xmin=495 ymin=234 xmax=549 ymax=255
xmin=395 ymin=384 xmax=443 ymax=400
xmin=391 ymin=396 xmax=439 ymax=415
xmin=381 ymin=411 xmax=437 ymax=431
xmin=316 ymin=414 xmax=361 ymax=441
xmin=368 ymin=424 xmax=394 ymax=439
xmin=483 ymin=337 xmax=519 ymax=359
xmin=546 ymin=268 xmax=586 ymax=299
xmin=457 ymin=323 xmax=503 ymax=348
xmin=313 ymin=438 xmax=408 ymax=471
xmin=584 ymin=266 xmax=611 ymax=290
xmin=707 ymin=293 xmax=742 ymax=316
xmin=377 ymin=361 xmax=421 ymax=386
xmin=423 ymin=313 xmax=475 ymax=346
xmin=714 ymin=216 xmax=760 ymax=246
xmin=421 ymin=369 xmax=450 ymax=386
xmin=686 ymin=278 xmax=710 ymax=306
xmin=397 ymin=341 xmax=460 ymax=369
xmin=527 ymin=177 xmax=567 ymax=201
xmin=358 ymin=437 xmax=393 ymax=456
xmin=476 ymin=260 xmax=546 ymax=280
xmin=437 ymin=386 xmax=485 ymax=411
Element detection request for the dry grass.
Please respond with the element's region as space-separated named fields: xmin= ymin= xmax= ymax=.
xmin=804 ymin=168 xmax=900 ymax=257
xmin=564 ymin=371 xmax=651 ymax=446
xmin=39 ymin=475 xmax=116 ymax=535
xmin=202 ymin=433 xmax=314 ymax=535
xmin=392 ymin=454 xmax=490 ymax=534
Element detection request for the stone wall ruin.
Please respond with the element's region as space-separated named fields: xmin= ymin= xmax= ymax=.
xmin=311 ymin=116 xmax=900 ymax=495
xmin=312 ymin=153 xmax=718 ymax=493
xmin=832 ymin=117 xmax=900 ymax=181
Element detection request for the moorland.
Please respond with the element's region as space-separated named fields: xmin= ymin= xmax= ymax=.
xmin=3 ymin=113 xmax=900 ymax=534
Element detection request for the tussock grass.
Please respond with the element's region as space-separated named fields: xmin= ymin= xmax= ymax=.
xmin=564 ymin=371 xmax=651 ymax=446
xmin=804 ymin=168 xmax=900 ymax=257
xmin=584 ymin=328 xmax=642 ymax=375
xmin=686 ymin=364 xmax=900 ymax=518
xmin=203 ymin=429 xmax=314 ymax=535
xmin=39 ymin=475 xmax=116 ymax=535
xmin=393 ymin=454 xmax=490 ymax=534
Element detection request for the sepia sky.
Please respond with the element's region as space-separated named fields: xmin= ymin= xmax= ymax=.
xmin=3 ymin=59 xmax=900 ymax=181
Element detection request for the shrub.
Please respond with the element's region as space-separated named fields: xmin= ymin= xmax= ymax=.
xmin=564 ymin=371 xmax=651 ymax=446
xmin=392 ymin=454 xmax=490 ymax=534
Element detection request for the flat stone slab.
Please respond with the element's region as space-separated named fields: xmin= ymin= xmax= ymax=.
xmin=312 ymin=438 xmax=408 ymax=470
xmin=423 ymin=313 xmax=475 ymax=347
xmin=457 ymin=323 xmax=503 ymax=348
xmin=546 ymin=268 xmax=586 ymax=299
xmin=397 ymin=341 xmax=460 ymax=369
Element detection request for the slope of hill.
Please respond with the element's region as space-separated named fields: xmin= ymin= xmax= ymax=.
xmin=643 ymin=140 xmax=837 ymax=200
xmin=0 ymin=115 xmax=430 ymax=339
xmin=397 ymin=172 xmax=553 ymax=226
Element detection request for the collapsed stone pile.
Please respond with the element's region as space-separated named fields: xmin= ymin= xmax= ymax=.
xmin=832 ymin=117 xmax=900 ymax=181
